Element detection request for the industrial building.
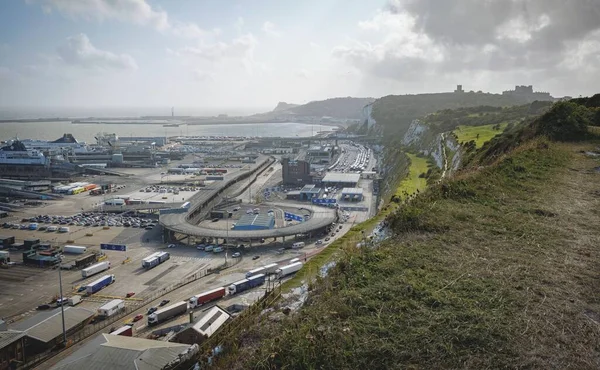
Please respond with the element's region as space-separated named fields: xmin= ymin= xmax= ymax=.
xmin=51 ymin=333 xmax=197 ymax=370
xmin=299 ymin=185 xmax=322 ymax=201
xmin=233 ymin=214 xmax=275 ymax=230
xmin=341 ymin=188 xmax=364 ymax=201
xmin=321 ymin=173 xmax=360 ymax=188
xmin=0 ymin=327 xmax=26 ymax=369
xmin=307 ymin=145 xmax=334 ymax=164
xmin=281 ymin=157 xmax=312 ymax=185
xmin=174 ymin=306 xmax=230 ymax=345
xmin=10 ymin=307 xmax=95 ymax=355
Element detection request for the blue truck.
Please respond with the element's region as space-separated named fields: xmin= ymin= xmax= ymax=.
xmin=227 ymin=273 xmax=266 ymax=295
xmin=142 ymin=251 xmax=170 ymax=269
xmin=86 ymin=274 xmax=116 ymax=295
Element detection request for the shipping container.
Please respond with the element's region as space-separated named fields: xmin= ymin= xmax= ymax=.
xmin=81 ymin=261 xmax=111 ymax=278
xmin=86 ymin=274 xmax=115 ymax=294
xmin=74 ymin=253 xmax=97 ymax=268
xmin=84 ymin=184 xmax=97 ymax=191
xmin=98 ymin=299 xmax=125 ymax=317
xmin=147 ymin=301 xmax=188 ymax=326
xmin=104 ymin=199 xmax=125 ymax=206
xmin=63 ymin=245 xmax=87 ymax=254
xmin=189 ymin=287 xmax=226 ymax=308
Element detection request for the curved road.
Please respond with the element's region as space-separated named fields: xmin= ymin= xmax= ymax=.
xmin=160 ymin=157 xmax=337 ymax=239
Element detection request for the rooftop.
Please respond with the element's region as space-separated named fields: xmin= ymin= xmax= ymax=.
xmin=0 ymin=330 xmax=25 ymax=350
xmin=322 ymin=173 xmax=361 ymax=184
xmin=51 ymin=333 xmax=195 ymax=370
xmin=11 ymin=307 xmax=94 ymax=343
xmin=341 ymin=187 xmax=364 ymax=195
xmin=234 ymin=213 xmax=275 ymax=229
xmin=192 ymin=306 xmax=230 ymax=337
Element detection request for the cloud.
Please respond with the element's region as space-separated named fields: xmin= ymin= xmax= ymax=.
xmin=178 ymin=33 xmax=258 ymax=63
xmin=262 ymin=21 xmax=281 ymax=37
xmin=309 ymin=41 xmax=321 ymax=49
xmin=0 ymin=66 xmax=19 ymax=81
xmin=28 ymin=0 xmax=169 ymax=30
xmin=333 ymin=0 xmax=600 ymax=91
xmin=295 ymin=69 xmax=310 ymax=79
xmin=192 ymin=69 xmax=214 ymax=82
xmin=57 ymin=33 xmax=138 ymax=71
xmin=235 ymin=16 xmax=245 ymax=33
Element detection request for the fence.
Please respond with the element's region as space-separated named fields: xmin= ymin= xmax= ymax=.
xmin=22 ymin=269 xmax=208 ymax=370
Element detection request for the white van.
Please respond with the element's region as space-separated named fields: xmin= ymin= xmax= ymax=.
xmin=58 ymin=226 xmax=70 ymax=233
xmin=213 ymin=246 xmax=224 ymax=253
xmin=204 ymin=245 xmax=214 ymax=252
xmin=292 ymin=242 xmax=305 ymax=249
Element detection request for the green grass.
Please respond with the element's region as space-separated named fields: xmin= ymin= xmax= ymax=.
xmin=211 ymin=138 xmax=600 ymax=369
xmin=394 ymin=153 xmax=430 ymax=198
xmin=454 ymin=122 xmax=509 ymax=147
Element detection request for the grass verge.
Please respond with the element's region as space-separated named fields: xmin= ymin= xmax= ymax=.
xmin=454 ymin=122 xmax=508 ymax=147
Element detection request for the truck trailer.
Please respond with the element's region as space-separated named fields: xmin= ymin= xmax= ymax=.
xmin=68 ymin=295 xmax=82 ymax=306
xmin=74 ymin=253 xmax=97 ymax=269
xmin=227 ymin=274 xmax=266 ymax=295
xmin=142 ymin=251 xmax=170 ymax=269
xmin=147 ymin=301 xmax=188 ymax=326
xmin=63 ymin=245 xmax=87 ymax=254
xmin=110 ymin=325 xmax=133 ymax=336
xmin=189 ymin=287 xmax=226 ymax=308
xmin=97 ymin=299 xmax=125 ymax=317
xmin=86 ymin=274 xmax=115 ymax=294
xmin=275 ymin=262 xmax=303 ymax=279
xmin=82 ymin=261 xmax=111 ymax=278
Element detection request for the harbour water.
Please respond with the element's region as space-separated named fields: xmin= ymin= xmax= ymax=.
xmin=0 ymin=121 xmax=336 ymax=143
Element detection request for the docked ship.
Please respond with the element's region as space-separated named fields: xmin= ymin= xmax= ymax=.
xmin=163 ymin=123 xmax=180 ymax=127
xmin=0 ymin=139 xmax=55 ymax=179
xmin=21 ymin=133 xmax=89 ymax=154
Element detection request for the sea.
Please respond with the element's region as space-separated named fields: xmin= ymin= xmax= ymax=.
xmin=0 ymin=121 xmax=336 ymax=143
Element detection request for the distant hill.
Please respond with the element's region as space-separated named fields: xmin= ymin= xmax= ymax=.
xmin=373 ymin=91 xmax=555 ymax=140
xmin=273 ymin=102 xmax=299 ymax=112
xmin=263 ymin=97 xmax=375 ymax=120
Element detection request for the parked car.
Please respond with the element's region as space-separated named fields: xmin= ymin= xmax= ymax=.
xmin=37 ymin=304 xmax=51 ymax=310
xmin=147 ymin=307 xmax=157 ymax=314
xmin=232 ymin=252 xmax=241 ymax=258
xmin=252 ymin=255 xmax=260 ymax=260
xmin=132 ymin=314 xmax=143 ymax=322
xmin=167 ymin=244 xmax=177 ymax=248
xmin=159 ymin=299 xmax=170 ymax=306
xmin=126 ymin=292 xmax=135 ymax=298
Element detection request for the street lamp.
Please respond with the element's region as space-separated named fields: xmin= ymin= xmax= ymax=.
xmin=57 ymin=254 xmax=67 ymax=345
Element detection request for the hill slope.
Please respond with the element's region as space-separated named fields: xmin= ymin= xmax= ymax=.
xmin=208 ymin=99 xmax=600 ymax=369
xmin=261 ymin=97 xmax=375 ymax=120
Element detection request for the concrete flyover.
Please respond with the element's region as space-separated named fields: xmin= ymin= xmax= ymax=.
xmin=159 ymin=156 xmax=338 ymax=241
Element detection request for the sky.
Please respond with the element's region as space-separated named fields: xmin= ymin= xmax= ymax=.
xmin=0 ymin=0 xmax=599 ymax=113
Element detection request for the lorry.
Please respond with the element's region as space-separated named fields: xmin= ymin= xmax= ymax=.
xmin=68 ymin=295 xmax=82 ymax=306
xmin=86 ymin=274 xmax=115 ymax=294
xmin=63 ymin=245 xmax=87 ymax=254
xmin=227 ymin=274 xmax=266 ymax=295
xmin=245 ymin=263 xmax=278 ymax=279
xmin=74 ymin=253 xmax=97 ymax=269
xmin=97 ymin=299 xmax=125 ymax=317
xmin=147 ymin=301 xmax=188 ymax=326
xmin=110 ymin=325 xmax=133 ymax=336
xmin=189 ymin=287 xmax=226 ymax=308
xmin=104 ymin=199 xmax=125 ymax=206
xmin=81 ymin=261 xmax=111 ymax=278
xmin=275 ymin=262 xmax=303 ymax=279
xmin=142 ymin=251 xmax=170 ymax=269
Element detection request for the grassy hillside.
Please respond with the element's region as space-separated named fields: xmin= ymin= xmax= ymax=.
xmin=454 ymin=123 xmax=508 ymax=148
xmin=207 ymin=98 xmax=600 ymax=369
xmin=394 ymin=153 xmax=430 ymax=198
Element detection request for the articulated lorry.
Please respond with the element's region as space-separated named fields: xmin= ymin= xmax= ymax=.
xmin=189 ymin=287 xmax=226 ymax=308
xmin=227 ymin=274 xmax=266 ymax=295
xmin=148 ymin=301 xmax=188 ymax=326
xmin=86 ymin=274 xmax=115 ymax=294
xmin=81 ymin=261 xmax=111 ymax=278
xmin=142 ymin=251 xmax=170 ymax=269
xmin=275 ymin=262 xmax=303 ymax=279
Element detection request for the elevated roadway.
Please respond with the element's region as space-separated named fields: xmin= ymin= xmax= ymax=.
xmin=159 ymin=156 xmax=337 ymax=240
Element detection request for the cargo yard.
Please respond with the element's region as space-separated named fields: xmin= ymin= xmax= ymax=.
xmin=0 ymin=130 xmax=378 ymax=369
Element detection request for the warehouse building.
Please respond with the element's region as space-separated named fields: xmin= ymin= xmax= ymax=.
xmin=10 ymin=307 xmax=94 ymax=355
xmin=341 ymin=188 xmax=364 ymax=202
xmin=233 ymin=214 xmax=275 ymax=230
xmin=321 ymin=173 xmax=360 ymax=188
xmin=0 ymin=327 xmax=26 ymax=369
xmin=51 ymin=333 xmax=197 ymax=370
xmin=281 ymin=158 xmax=312 ymax=185
xmin=174 ymin=306 xmax=230 ymax=345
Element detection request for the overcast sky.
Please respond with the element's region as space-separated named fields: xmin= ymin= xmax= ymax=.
xmin=0 ymin=0 xmax=598 ymax=112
